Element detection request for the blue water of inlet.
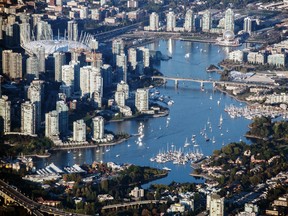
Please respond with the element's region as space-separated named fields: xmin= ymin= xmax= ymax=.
xmin=35 ymin=39 xmax=252 ymax=186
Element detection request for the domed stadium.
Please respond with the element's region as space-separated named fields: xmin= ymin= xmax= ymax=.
xmin=22 ymin=39 xmax=92 ymax=57
xmin=20 ymin=22 xmax=95 ymax=57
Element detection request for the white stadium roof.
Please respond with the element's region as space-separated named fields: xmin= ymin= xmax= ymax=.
xmin=22 ymin=39 xmax=91 ymax=57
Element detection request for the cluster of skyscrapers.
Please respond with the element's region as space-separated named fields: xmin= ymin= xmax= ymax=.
xmin=145 ymin=8 xmax=258 ymax=36
xmin=0 ymin=11 xmax=154 ymax=145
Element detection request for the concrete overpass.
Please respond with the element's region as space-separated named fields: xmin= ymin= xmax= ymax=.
xmin=151 ymin=76 xmax=279 ymax=89
xmin=101 ymin=200 xmax=167 ymax=212
xmin=0 ymin=179 xmax=86 ymax=216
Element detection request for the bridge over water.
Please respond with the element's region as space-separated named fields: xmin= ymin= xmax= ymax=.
xmin=151 ymin=76 xmax=279 ymax=89
xmin=0 ymin=179 xmax=86 ymax=216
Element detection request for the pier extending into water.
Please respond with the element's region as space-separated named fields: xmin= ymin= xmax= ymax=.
xmin=151 ymin=76 xmax=279 ymax=89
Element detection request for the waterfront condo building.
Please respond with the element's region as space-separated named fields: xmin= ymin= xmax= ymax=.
xmin=92 ymin=116 xmax=104 ymax=140
xmin=149 ymin=12 xmax=159 ymax=31
xmin=73 ymin=119 xmax=86 ymax=142
xmin=166 ymin=11 xmax=176 ymax=32
xmin=21 ymin=101 xmax=36 ymax=135
xmin=224 ymin=8 xmax=235 ymax=32
xmin=184 ymin=9 xmax=194 ymax=32
xmin=45 ymin=110 xmax=59 ymax=138
xmin=0 ymin=95 xmax=11 ymax=133
xmin=135 ymin=88 xmax=149 ymax=112
xmin=202 ymin=10 xmax=212 ymax=32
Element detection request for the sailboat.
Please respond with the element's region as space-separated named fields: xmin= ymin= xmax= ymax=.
xmin=219 ymin=114 xmax=223 ymax=127
xmin=204 ymin=133 xmax=210 ymax=142
xmin=185 ymin=53 xmax=190 ymax=58
xmin=184 ymin=138 xmax=190 ymax=147
xmin=212 ymin=137 xmax=216 ymax=144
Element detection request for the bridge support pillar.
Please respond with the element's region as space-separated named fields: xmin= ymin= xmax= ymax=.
xmin=200 ymin=82 xmax=204 ymax=89
xmin=175 ymin=80 xmax=178 ymax=88
xmin=213 ymin=82 xmax=216 ymax=88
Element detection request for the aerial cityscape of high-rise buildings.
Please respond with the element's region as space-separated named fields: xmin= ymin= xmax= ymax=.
xmin=1 ymin=0 xmax=288 ymax=215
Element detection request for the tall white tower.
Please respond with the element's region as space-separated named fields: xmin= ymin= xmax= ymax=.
xmin=184 ymin=9 xmax=194 ymax=32
xmin=67 ymin=20 xmax=78 ymax=41
xmin=112 ymin=39 xmax=124 ymax=66
xmin=128 ymin=48 xmax=137 ymax=70
xmin=166 ymin=11 xmax=176 ymax=32
xmin=26 ymin=55 xmax=39 ymax=80
xmin=92 ymin=116 xmax=104 ymax=140
xmin=19 ymin=22 xmax=31 ymax=44
xmin=0 ymin=95 xmax=11 ymax=133
xmin=149 ymin=12 xmax=159 ymax=31
xmin=117 ymin=81 xmax=129 ymax=99
xmin=73 ymin=119 xmax=86 ymax=142
xmin=80 ymin=66 xmax=103 ymax=98
xmin=138 ymin=47 xmax=150 ymax=68
xmin=54 ymin=52 xmax=66 ymax=82
xmin=45 ymin=110 xmax=59 ymax=138
xmin=21 ymin=101 xmax=36 ymax=135
xmin=116 ymin=53 xmax=128 ymax=83
xmin=115 ymin=91 xmax=126 ymax=107
xmin=28 ymin=79 xmax=43 ymax=132
xmin=37 ymin=46 xmax=45 ymax=73
xmin=135 ymin=88 xmax=149 ymax=112
xmin=36 ymin=21 xmax=52 ymax=40
xmin=56 ymin=101 xmax=69 ymax=136
xmin=225 ymin=8 xmax=235 ymax=32
xmin=202 ymin=10 xmax=212 ymax=32
xmin=243 ymin=17 xmax=252 ymax=35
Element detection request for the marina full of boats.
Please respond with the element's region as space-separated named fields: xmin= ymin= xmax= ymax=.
xmin=149 ymin=88 xmax=174 ymax=106
xmin=224 ymin=104 xmax=288 ymax=120
xmin=150 ymin=146 xmax=204 ymax=166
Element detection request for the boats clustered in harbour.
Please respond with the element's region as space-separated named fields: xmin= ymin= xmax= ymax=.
xmin=136 ymin=122 xmax=145 ymax=146
xmin=224 ymin=104 xmax=287 ymax=120
xmin=149 ymin=88 xmax=174 ymax=106
xmin=150 ymin=146 xmax=204 ymax=166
